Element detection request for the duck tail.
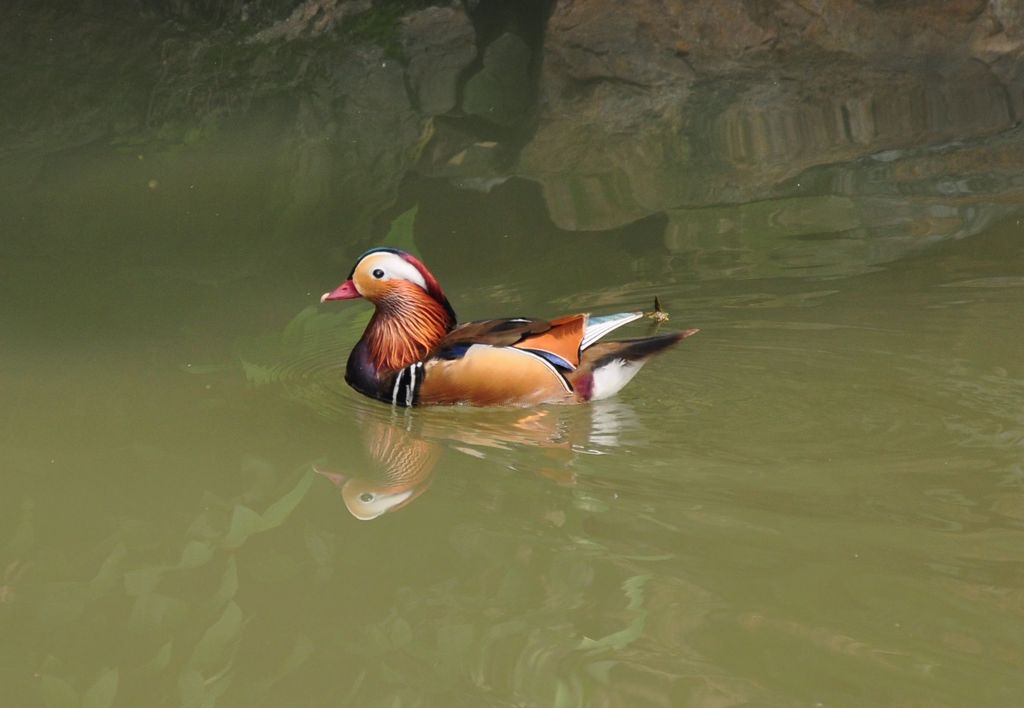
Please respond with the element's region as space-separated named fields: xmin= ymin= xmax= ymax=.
xmin=570 ymin=329 xmax=698 ymax=401
xmin=591 ymin=329 xmax=699 ymax=366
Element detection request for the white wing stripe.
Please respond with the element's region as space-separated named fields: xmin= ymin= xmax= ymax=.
xmin=406 ymin=364 xmax=417 ymax=406
xmin=581 ymin=312 xmax=643 ymax=350
xmin=391 ymin=369 xmax=403 ymax=406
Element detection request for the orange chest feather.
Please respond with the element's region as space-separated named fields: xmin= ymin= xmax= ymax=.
xmin=365 ymin=298 xmax=452 ymax=372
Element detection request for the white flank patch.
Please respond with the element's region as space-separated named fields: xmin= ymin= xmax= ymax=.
xmin=590 ymin=358 xmax=645 ymax=400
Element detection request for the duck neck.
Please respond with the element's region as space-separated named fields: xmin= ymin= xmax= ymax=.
xmin=363 ymin=292 xmax=454 ymax=373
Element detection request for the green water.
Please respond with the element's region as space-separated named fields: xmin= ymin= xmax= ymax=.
xmin=4 ymin=86 xmax=1024 ymax=708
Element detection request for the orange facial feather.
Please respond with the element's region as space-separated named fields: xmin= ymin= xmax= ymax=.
xmin=366 ymin=281 xmax=452 ymax=372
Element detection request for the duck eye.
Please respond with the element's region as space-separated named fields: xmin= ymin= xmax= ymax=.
xmin=359 ymin=492 xmax=374 ymax=503
xmin=372 ymin=268 xmax=385 ymax=279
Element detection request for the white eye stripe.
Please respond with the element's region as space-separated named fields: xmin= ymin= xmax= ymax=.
xmin=365 ymin=253 xmax=428 ymax=290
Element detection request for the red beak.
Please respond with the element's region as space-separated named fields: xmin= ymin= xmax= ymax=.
xmin=320 ymin=279 xmax=361 ymax=302
xmin=313 ymin=465 xmax=347 ymax=487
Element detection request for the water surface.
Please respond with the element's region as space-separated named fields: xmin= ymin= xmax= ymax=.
xmin=3 ymin=71 xmax=1024 ymax=708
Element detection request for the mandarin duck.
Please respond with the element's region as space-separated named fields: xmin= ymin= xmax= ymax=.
xmin=320 ymin=248 xmax=698 ymax=407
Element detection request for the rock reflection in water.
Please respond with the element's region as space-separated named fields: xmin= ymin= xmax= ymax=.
xmin=522 ymin=62 xmax=1024 ymax=232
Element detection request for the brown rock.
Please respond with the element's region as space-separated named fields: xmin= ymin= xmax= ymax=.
xmin=514 ymin=0 xmax=1024 ymax=230
xmin=401 ymin=5 xmax=477 ymax=116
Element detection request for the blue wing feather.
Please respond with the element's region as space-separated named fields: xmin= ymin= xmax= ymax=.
xmin=523 ymin=348 xmax=574 ymax=370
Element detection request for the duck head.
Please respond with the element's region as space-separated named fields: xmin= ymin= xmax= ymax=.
xmin=322 ymin=248 xmax=456 ymax=373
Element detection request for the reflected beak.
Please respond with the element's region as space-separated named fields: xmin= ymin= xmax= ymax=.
xmin=313 ymin=465 xmax=347 ymax=487
xmin=320 ymin=279 xmax=361 ymax=302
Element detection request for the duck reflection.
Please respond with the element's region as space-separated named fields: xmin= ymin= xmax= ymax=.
xmin=316 ymin=401 xmax=636 ymax=520
xmin=315 ymin=415 xmax=441 ymax=520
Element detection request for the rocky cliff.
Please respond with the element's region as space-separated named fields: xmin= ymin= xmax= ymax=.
xmin=4 ymin=0 xmax=1024 ymax=239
